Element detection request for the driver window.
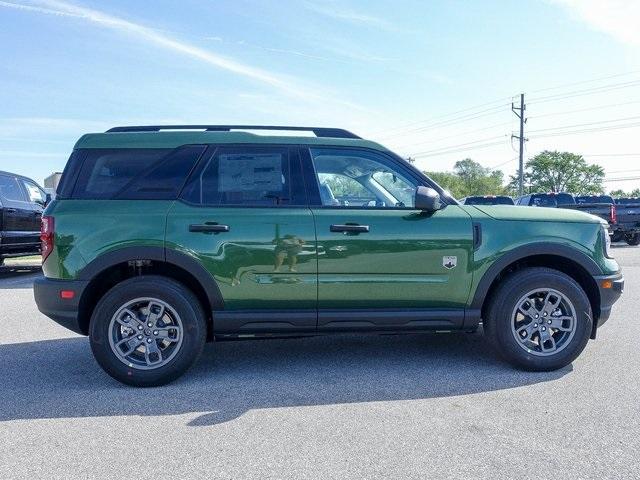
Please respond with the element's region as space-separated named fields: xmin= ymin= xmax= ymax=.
xmin=310 ymin=148 xmax=417 ymax=208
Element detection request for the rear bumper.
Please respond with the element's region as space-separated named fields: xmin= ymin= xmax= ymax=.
xmin=33 ymin=277 xmax=89 ymax=335
xmin=593 ymin=271 xmax=624 ymax=332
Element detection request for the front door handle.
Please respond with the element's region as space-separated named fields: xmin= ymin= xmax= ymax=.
xmin=330 ymin=224 xmax=369 ymax=234
xmin=5 ymin=208 xmax=16 ymax=213
xmin=189 ymin=223 xmax=230 ymax=233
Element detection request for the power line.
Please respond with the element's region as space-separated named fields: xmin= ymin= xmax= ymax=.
xmin=377 ymin=103 xmax=510 ymax=140
xmin=528 ymin=99 xmax=640 ymax=120
xmin=529 ymin=121 xmax=640 ymax=139
xmin=369 ymin=96 xmax=511 ymax=137
xmin=409 ymin=135 xmax=507 ymax=156
xmin=528 ymin=79 xmax=640 ymax=105
xmin=396 ymin=121 xmax=513 ymax=149
xmin=528 ymin=115 xmax=640 ymax=134
xmin=411 ymin=140 xmax=507 ymax=159
xmin=528 ymin=70 xmax=640 ymax=94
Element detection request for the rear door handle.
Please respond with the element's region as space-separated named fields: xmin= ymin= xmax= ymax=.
xmin=189 ymin=223 xmax=230 ymax=233
xmin=330 ymin=224 xmax=369 ymax=234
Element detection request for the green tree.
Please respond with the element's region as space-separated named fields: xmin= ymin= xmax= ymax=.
xmin=453 ymin=158 xmax=505 ymax=197
xmin=511 ymin=150 xmax=604 ymax=194
xmin=425 ymin=158 xmax=507 ymax=199
xmin=609 ymin=188 xmax=640 ymax=198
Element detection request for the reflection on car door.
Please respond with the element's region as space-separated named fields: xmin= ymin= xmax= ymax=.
xmin=166 ymin=145 xmax=318 ymax=334
xmin=303 ymin=147 xmax=474 ymax=332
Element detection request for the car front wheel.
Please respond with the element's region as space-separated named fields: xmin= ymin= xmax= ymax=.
xmin=484 ymin=267 xmax=592 ymax=371
xmin=89 ymin=276 xmax=207 ymax=387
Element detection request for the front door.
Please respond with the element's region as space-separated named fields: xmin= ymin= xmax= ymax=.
xmin=166 ymin=145 xmax=317 ymax=334
xmin=304 ymin=147 xmax=474 ymax=331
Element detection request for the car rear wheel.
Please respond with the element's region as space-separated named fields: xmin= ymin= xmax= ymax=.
xmin=89 ymin=275 xmax=207 ymax=387
xmin=625 ymin=233 xmax=640 ymax=246
xmin=610 ymin=231 xmax=624 ymax=243
xmin=484 ymin=267 xmax=592 ymax=371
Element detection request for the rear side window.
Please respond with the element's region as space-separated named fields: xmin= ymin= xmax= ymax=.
xmin=181 ymin=146 xmax=306 ymax=206
xmin=0 ymin=175 xmax=26 ymax=202
xmin=72 ymin=146 xmax=205 ymax=200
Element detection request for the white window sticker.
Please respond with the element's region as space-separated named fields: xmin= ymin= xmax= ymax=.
xmin=218 ymin=154 xmax=283 ymax=192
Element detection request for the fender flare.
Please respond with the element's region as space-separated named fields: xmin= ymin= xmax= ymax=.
xmin=77 ymin=246 xmax=224 ymax=310
xmin=470 ymin=243 xmax=602 ymax=310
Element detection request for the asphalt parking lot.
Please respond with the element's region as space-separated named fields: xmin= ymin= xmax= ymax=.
xmin=0 ymin=249 xmax=638 ymax=479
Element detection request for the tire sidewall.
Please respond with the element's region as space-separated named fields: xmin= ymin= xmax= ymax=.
xmin=490 ymin=269 xmax=592 ymax=370
xmin=89 ymin=276 xmax=206 ymax=387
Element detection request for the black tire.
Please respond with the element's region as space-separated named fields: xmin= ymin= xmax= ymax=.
xmin=483 ymin=267 xmax=592 ymax=371
xmin=610 ymin=231 xmax=624 ymax=243
xmin=89 ymin=276 xmax=207 ymax=387
xmin=625 ymin=233 xmax=640 ymax=246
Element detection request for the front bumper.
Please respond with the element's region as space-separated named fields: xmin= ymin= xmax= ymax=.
xmin=592 ymin=271 xmax=624 ymax=333
xmin=34 ymin=277 xmax=89 ymax=335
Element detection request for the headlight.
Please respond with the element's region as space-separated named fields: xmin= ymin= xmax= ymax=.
xmin=603 ymin=225 xmax=613 ymax=259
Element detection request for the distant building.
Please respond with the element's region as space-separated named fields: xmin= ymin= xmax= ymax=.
xmin=44 ymin=172 xmax=63 ymax=197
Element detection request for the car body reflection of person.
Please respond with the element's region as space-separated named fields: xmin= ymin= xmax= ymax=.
xmin=273 ymin=234 xmax=305 ymax=272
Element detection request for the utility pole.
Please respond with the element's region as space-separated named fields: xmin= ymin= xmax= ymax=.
xmin=512 ymin=93 xmax=527 ymax=196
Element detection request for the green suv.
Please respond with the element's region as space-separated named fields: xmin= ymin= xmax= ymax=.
xmin=34 ymin=125 xmax=623 ymax=386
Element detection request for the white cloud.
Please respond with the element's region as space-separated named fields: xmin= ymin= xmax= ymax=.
xmin=552 ymin=0 xmax=640 ymax=47
xmin=304 ymin=2 xmax=398 ymax=32
xmin=1 ymin=0 xmax=357 ymax=104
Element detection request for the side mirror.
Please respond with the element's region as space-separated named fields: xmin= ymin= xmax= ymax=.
xmin=44 ymin=193 xmax=52 ymax=207
xmin=415 ymin=186 xmax=442 ymax=212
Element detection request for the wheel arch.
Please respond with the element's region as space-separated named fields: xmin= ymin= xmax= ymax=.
xmin=75 ymin=247 xmax=222 ymax=338
xmin=472 ymin=244 xmax=602 ymax=331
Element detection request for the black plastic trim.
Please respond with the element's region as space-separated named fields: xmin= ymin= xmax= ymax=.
xmin=76 ymin=246 xmax=224 ymax=310
xmin=106 ymin=125 xmax=361 ymax=139
xmin=317 ymin=308 xmax=465 ymax=331
xmin=213 ymin=310 xmax=317 ymax=334
xmin=470 ymin=243 xmax=604 ymax=310
xmin=33 ymin=277 xmax=89 ymax=335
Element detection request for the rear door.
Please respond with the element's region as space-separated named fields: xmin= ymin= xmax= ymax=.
xmin=303 ymin=146 xmax=474 ymax=331
xmin=0 ymin=174 xmax=35 ymax=250
xmin=166 ymin=145 xmax=318 ymax=334
xmin=18 ymin=177 xmax=47 ymax=233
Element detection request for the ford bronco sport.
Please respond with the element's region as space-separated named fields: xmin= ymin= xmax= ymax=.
xmin=34 ymin=125 xmax=623 ymax=386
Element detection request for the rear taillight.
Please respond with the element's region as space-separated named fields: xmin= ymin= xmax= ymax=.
xmin=41 ymin=215 xmax=54 ymax=262
xmin=610 ymin=205 xmax=617 ymax=225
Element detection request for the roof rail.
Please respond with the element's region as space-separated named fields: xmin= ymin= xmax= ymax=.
xmin=105 ymin=125 xmax=361 ymax=139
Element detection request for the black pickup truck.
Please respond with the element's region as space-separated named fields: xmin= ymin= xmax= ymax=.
xmin=0 ymin=170 xmax=48 ymax=265
xmin=515 ymin=192 xmax=623 ymax=239
xmin=612 ymin=198 xmax=640 ymax=245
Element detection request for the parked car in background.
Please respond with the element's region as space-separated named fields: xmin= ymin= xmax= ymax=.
xmin=611 ymin=197 xmax=640 ymax=245
xmin=564 ymin=195 xmax=617 ymax=235
xmin=0 ymin=170 xmax=47 ymax=266
xmin=515 ymin=192 xmax=575 ymax=207
xmin=460 ymin=195 xmax=514 ymax=205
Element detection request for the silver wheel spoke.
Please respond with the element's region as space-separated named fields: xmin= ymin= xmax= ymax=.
xmin=549 ymin=316 xmax=573 ymax=332
xmin=541 ymin=292 xmax=562 ymax=316
xmin=516 ymin=322 xmax=537 ymax=342
xmin=518 ymin=301 xmax=537 ymax=318
xmin=538 ymin=329 xmax=557 ymax=352
xmin=146 ymin=301 xmax=166 ymax=327
xmin=156 ymin=326 xmax=180 ymax=342
xmin=144 ymin=340 xmax=163 ymax=366
xmin=115 ymin=308 xmax=143 ymax=328
xmin=115 ymin=336 xmax=143 ymax=356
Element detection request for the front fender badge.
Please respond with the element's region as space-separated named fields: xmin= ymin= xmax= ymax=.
xmin=443 ymin=256 xmax=457 ymax=269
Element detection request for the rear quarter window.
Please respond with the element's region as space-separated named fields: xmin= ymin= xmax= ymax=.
xmin=71 ymin=146 xmax=205 ymax=199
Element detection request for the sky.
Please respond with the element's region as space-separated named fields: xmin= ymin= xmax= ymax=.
xmin=1 ymin=0 xmax=640 ymax=192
